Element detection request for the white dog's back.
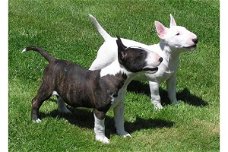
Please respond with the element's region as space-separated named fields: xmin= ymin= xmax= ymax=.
xmin=89 ymin=14 xmax=197 ymax=109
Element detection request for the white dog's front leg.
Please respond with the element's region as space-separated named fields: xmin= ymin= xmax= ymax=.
xmin=94 ymin=113 xmax=110 ymax=144
xmin=149 ymin=81 xmax=163 ymax=109
xmin=113 ymin=101 xmax=131 ymax=138
xmin=167 ymin=74 xmax=178 ymax=104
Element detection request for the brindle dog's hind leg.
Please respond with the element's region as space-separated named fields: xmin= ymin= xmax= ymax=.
xmin=31 ymin=82 xmax=53 ymax=123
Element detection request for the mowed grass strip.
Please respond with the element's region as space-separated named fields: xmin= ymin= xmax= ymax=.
xmin=9 ymin=0 xmax=219 ymax=151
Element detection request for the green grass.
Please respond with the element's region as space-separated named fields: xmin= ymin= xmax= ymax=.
xmin=9 ymin=0 xmax=219 ymax=151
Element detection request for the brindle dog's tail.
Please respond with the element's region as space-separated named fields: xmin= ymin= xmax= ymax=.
xmin=22 ymin=46 xmax=55 ymax=63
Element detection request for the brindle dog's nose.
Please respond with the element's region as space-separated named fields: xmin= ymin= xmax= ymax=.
xmin=159 ymin=57 xmax=163 ymax=63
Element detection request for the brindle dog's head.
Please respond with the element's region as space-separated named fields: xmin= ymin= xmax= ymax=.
xmin=116 ymin=36 xmax=163 ymax=74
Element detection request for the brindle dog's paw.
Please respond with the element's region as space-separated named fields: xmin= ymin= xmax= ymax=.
xmin=95 ymin=135 xmax=110 ymax=144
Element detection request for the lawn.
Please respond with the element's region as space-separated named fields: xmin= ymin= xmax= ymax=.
xmin=9 ymin=0 xmax=219 ymax=151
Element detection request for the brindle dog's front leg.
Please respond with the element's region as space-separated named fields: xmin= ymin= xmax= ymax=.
xmin=93 ymin=109 xmax=109 ymax=144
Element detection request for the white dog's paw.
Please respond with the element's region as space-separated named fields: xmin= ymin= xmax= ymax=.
xmin=95 ymin=135 xmax=110 ymax=144
xmin=171 ymin=100 xmax=180 ymax=105
xmin=117 ymin=131 xmax=132 ymax=138
xmin=123 ymin=133 xmax=132 ymax=138
xmin=33 ymin=118 xmax=41 ymax=123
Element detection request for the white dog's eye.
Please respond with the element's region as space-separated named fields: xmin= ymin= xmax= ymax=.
xmin=176 ymin=32 xmax=180 ymax=36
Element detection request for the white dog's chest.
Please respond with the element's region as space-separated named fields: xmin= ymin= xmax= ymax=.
xmin=110 ymin=97 xmax=121 ymax=108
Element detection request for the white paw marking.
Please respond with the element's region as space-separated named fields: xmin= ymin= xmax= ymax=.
xmin=95 ymin=135 xmax=110 ymax=144
xmin=154 ymin=103 xmax=163 ymax=110
xmin=22 ymin=48 xmax=26 ymax=53
xmin=33 ymin=119 xmax=41 ymax=123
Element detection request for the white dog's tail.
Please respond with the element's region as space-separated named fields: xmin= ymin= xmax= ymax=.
xmin=88 ymin=14 xmax=112 ymax=41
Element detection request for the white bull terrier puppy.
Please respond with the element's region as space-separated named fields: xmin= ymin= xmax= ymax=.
xmin=89 ymin=14 xmax=198 ymax=111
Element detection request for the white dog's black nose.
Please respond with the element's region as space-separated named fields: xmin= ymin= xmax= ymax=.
xmin=159 ymin=57 xmax=163 ymax=63
xmin=192 ymin=38 xmax=198 ymax=44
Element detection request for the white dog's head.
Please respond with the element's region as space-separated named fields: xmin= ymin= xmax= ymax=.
xmin=155 ymin=14 xmax=198 ymax=52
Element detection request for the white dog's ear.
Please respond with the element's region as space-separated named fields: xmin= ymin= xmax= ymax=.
xmin=169 ymin=14 xmax=176 ymax=27
xmin=155 ymin=21 xmax=167 ymax=39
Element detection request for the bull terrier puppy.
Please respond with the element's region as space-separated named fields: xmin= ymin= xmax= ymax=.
xmin=23 ymin=37 xmax=162 ymax=144
xmin=88 ymin=14 xmax=198 ymax=110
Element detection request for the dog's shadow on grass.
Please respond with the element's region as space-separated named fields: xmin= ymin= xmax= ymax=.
xmin=127 ymin=80 xmax=208 ymax=107
xmin=40 ymin=108 xmax=174 ymax=137
xmin=40 ymin=80 xmax=206 ymax=138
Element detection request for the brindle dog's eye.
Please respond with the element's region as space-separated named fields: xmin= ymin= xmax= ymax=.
xmin=113 ymin=93 xmax=118 ymax=98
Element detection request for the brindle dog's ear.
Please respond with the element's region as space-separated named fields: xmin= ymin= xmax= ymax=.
xmin=116 ymin=36 xmax=127 ymax=51
xmin=116 ymin=36 xmax=127 ymax=64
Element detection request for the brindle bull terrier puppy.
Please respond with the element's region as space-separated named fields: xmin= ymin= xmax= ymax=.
xmin=23 ymin=37 xmax=162 ymax=144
